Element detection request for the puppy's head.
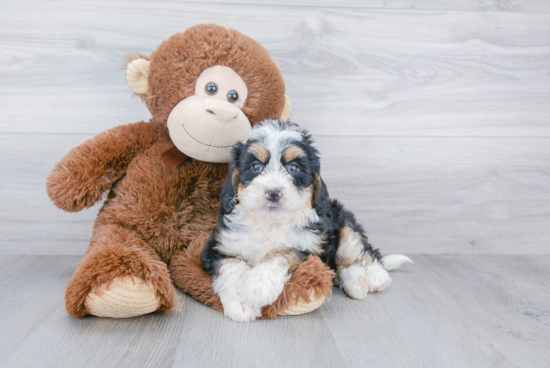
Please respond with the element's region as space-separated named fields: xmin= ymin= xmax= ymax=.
xmin=220 ymin=119 xmax=329 ymax=221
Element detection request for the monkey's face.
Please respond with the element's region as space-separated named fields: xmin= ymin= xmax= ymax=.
xmin=125 ymin=25 xmax=292 ymax=164
xmin=166 ymin=66 xmax=251 ymax=163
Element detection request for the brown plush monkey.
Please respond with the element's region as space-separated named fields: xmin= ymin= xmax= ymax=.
xmin=46 ymin=24 xmax=333 ymax=319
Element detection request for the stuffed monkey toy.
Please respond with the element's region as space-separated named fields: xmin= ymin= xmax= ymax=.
xmin=46 ymin=24 xmax=334 ymax=319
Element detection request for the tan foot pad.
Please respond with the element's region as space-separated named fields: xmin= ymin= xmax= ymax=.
xmin=85 ymin=276 xmax=160 ymax=318
xmin=278 ymin=291 xmax=326 ymax=316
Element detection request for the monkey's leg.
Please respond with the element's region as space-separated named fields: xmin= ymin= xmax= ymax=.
xmin=169 ymin=233 xmax=224 ymax=312
xmin=65 ymin=224 xmax=175 ymax=318
xmin=260 ymin=255 xmax=335 ymax=319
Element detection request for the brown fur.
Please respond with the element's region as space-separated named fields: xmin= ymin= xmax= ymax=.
xmin=169 ymin=233 xmax=224 ymax=312
xmin=237 ymin=183 xmax=245 ymax=202
xmin=282 ymin=146 xmax=306 ymax=163
xmin=144 ymin=24 xmax=286 ymax=131
xmin=65 ymin=224 xmax=175 ymax=317
xmin=231 ymin=168 xmax=240 ymax=190
xmin=302 ymin=186 xmax=314 ymax=212
xmin=260 ymin=255 xmax=335 ymax=320
xmin=248 ymin=143 xmax=270 ymax=163
xmin=47 ymin=24 xmax=329 ymax=318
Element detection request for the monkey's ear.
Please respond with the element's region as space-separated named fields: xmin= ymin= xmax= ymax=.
xmin=313 ymin=174 xmax=330 ymax=215
xmin=220 ymin=143 xmax=246 ymax=213
xmin=126 ymin=58 xmax=150 ymax=94
xmin=279 ymin=94 xmax=292 ymax=123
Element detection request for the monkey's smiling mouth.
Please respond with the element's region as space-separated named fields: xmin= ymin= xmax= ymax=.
xmin=181 ymin=123 xmax=236 ymax=148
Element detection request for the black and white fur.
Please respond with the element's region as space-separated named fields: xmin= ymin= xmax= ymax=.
xmin=201 ymin=120 xmax=412 ymax=322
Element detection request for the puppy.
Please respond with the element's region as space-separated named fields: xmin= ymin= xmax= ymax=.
xmin=201 ymin=120 xmax=411 ymax=322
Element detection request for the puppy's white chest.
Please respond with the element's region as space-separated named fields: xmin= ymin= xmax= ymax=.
xmin=219 ymin=222 xmax=323 ymax=267
xmin=220 ymin=224 xmax=287 ymax=266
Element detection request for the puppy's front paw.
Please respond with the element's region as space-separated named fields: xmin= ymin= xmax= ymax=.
xmin=339 ymin=264 xmax=369 ymax=300
xmin=249 ymin=280 xmax=286 ymax=308
xmin=244 ymin=262 xmax=289 ymax=308
xmin=223 ymin=300 xmax=261 ymax=323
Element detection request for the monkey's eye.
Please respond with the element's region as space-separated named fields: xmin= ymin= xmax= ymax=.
xmin=287 ymin=163 xmax=300 ymax=174
xmin=251 ymin=162 xmax=264 ymax=173
xmin=205 ymin=82 xmax=218 ymax=95
xmin=227 ymin=90 xmax=239 ymax=103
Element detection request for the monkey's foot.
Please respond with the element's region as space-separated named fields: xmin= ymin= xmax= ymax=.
xmin=278 ymin=291 xmax=326 ymax=316
xmin=84 ymin=276 xmax=161 ymax=318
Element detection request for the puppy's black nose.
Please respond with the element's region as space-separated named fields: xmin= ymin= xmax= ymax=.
xmin=266 ymin=189 xmax=283 ymax=202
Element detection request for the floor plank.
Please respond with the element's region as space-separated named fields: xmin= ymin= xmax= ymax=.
xmin=0 ymin=256 xmax=77 ymax=358
xmin=1 ymin=255 xmax=549 ymax=367
xmin=321 ymin=255 xmax=550 ymax=368
xmin=172 ymin=297 xmax=343 ymax=367
xmin=0 ymin=256 xmax=192 ymax=368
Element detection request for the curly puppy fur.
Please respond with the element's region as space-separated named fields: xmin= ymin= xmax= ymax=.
xmin=201 ymin=121 xmax=412 ymax=321
xmin=46 ymin=24 xmax=296 ymax=317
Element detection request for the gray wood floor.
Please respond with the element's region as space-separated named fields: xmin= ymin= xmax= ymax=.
xmin=0 ymin=254 xmax=549 ymax=368
xmin=1 ymin=1 xmax=550 ymax=255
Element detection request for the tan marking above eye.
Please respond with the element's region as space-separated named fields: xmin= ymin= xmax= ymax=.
xmin=248 ymin=143 xmax=270 ymax=163
xmin=283 ymin=145 xmax=306 ymax=163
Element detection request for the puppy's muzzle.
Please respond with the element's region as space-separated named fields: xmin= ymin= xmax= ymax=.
xmin=266 ymin=189 xmax=283 ymax=202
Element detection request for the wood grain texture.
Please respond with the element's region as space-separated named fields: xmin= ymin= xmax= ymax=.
xmin=2 ymin=133 xmax=549 ymax=255
xmin=1 ymin=1 xmax=549 ymax=255
xmin=1 ymin=255 xmax=549 ymax=367
xmin=191 ymin=0 xmax=550 ymax=13
xmin=321 ymin=255 xmax=550 ymax=368
xmin=1 ymin=1 xmax=549 ymax=137
xmin=0 ymin=134 xmax=99 ymax=254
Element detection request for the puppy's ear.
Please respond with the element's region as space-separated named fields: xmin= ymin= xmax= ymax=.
xmin=220 ymin=143 xmax=245 ymax=214
xmin=299 ymin=129 xmax=329 ymax=214
xmin=313 ymin=174 xmax=330 ymax=215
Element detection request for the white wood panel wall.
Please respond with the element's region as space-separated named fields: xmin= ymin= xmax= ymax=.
xmin=1 ymin=0 xmax=549 ymax=254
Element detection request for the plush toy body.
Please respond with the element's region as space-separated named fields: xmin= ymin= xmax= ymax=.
xmin=46 ymin=24 xmax=333 ymax=318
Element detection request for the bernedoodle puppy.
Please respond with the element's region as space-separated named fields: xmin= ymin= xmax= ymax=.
xmin=201 ymin=120 xmax=412 ymax=322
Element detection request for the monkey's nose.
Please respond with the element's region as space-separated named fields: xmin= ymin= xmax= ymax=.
xmin=266 ymin=189 xmax=283 ymax=202
xmin=204 ymin=98 xmax=239 ymax=122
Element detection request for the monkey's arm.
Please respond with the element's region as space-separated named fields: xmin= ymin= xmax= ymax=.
xmin=46 ymin=121 xmax=157 ymax=212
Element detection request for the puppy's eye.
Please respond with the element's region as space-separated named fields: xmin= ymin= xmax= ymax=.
xmin=227 ymin=90 xmax=238 ymax=103
xmin=251 ymin=162 xmax=264 ymax=173
xmin=205 ymin=82 xmax=218 ymax=95
xmin=287 ymin=163 xmax=300 ymax=174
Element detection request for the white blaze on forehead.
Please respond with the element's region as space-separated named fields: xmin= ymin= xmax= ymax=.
xmin=248 ymin=120 xmax=302 ymax=149
xmin=248 ymin=120 xmax=303 ymax=171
